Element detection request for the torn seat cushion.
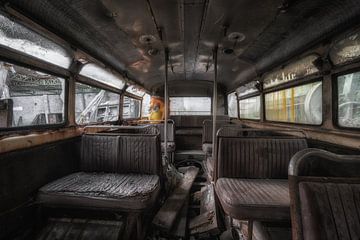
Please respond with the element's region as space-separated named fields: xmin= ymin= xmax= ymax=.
xmin=37 ymin=172 xmax=160 ymax=211
xmin=215 ymin=178 xmax=290 ymax=220
xmin=161 ymin=141 xmax=176 ymax=153
xmin=202 ymin=143 xmax=212 ymax=155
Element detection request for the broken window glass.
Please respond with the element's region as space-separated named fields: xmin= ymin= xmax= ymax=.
xmin=0 ymin=61 xmax=65 ymax=128
xmin=170 ymin=97 xmax=211 ymax=116
xmin=330 ymin=29 xmax=360 ymax=65
xmin=75 ymin=82 xmax=120 ymax=124
xmin=80 ymin=63 xmax=125 ymax=90
xmin=123 ymin=96 xmax=141 ymax=119
xmin=337 ymin=71 xmax=360 ymax=128
xmin=263 ymin=55 xmax=319 ymax=89
xmin=0 ymin=14 xmax=72 ymax=68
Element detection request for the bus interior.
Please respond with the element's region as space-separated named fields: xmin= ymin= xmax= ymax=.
xmin=1 ymin=0 xmax=360 ymax=239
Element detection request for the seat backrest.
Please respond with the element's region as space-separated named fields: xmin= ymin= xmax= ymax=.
xmin=171 ymin=115 xmax=230 ymax=128
xmin=150 ymin=122 xmax=175 ymax=142
xmin=288 ymin=149 xmax=360 ymax=240
xmin=216 ymin=137 xmax=308 ymax=180
xmin=80 ymin=133 xmax=161 ymax=175
xmin=202 ymin=120 xmax=231 ymax=143
xmin=103 ymin=125 xmax=159 ymax=135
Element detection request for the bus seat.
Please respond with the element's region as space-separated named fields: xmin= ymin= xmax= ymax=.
xmin=215 ymin=137 xmax=308 ymax=222
xmin=203 ymin=125 xmax=244 ymax=180
xmin=37 ymin=133 xmax=161 ymax=211
xmin=288 ymin=148 xmax=360 ymax=240
xmin=201 ymin=119 xmax=232 ymax=155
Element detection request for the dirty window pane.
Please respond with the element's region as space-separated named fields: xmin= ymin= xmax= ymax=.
xmin=330 ymin=29 xmax=360 ymax=65
xmin=75 ymin=82 xmax=120 ymax=124
xmin=239 ymin=96 xmax=260 ymax=120
xmin=123 ymin=96 xmax=141 ymax=119
xmin=227 ymin=92 xmax=238 ymax=118
xmin=170 ymin=97 xmax=211 ymax=115
xmin=80 ymin=63 xmax=125 ymax=90
xmin=337 ymin=71 xmax=360 ymax=128
xmin=126 ymin=85 xmax=145 ymax=97
xmin=0 ymin=14 xmax=72 ymax=68
xmin=141 ymin=93 xmax=151 ymax=117
xmin=263 ymin=55 xmax=319 ymax=89
xmin=236 ymin=81 xmax=258 ymax=97
xmin=265 ymin=82 xmax=322 ymax=124
xmin=0 ymin=62 xmax=65 ymax=128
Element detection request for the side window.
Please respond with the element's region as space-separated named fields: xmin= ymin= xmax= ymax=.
xmin=0 ymin=14 xmax=72 ymax=68
xmin=239 ymin=96 xmax=260 ymax=120
xmin=227 ymin=92 xmax=238 ymax=118
xmin=265 ymin=81 xmax=322 ymax=124
xmin=122 ymin=96 xmax=141 ymax=119
xmin=75 ymin=82 xmax=120 ymax=124
xmin=337 ymin=71 xmax=360 ymax=128
xmin=0 ymin=62 xmax=66 ymax=128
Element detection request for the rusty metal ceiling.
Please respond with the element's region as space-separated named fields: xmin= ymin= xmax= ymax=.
xmin=3 ymin=0 xmax=360 ymax=94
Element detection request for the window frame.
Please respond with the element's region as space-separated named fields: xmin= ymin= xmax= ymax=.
xmin=74 ymin=81 xmax=122 ymax=126
xmin=0 ymin=60 xmax=69 ymax=133
xmin=332 ymin=66 xmax=360 ymax=131
xmin=263 ymin=77 xmax=324 ymax=126
xmin=121 ymin=92 xmax=143 ymax=120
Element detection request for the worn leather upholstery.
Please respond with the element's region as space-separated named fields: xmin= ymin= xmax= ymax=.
xmin=217 ymin=137 xmax=308 ymax=179
xmin=299 ymin=182 xmax=360 ymax=240
xmin=81 ymin=134 xmax=160 ymax=175
xmin=215 ymin=137 xmax=307 ymax=221
xmin=288 ymin=149 xmax=360 ymax=240
xmin=38 ymin=172 xmax=160 ymax=210
xmin=216 ymin=178 xmax=290 ymax=220
xmin=38 ymin=134 xmax=161 ymax=211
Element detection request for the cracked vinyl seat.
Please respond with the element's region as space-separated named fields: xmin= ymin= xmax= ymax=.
xmin=37 ymin=134 xmax=161 ymax=212
xmin=38 ymin=172 xmax=160 ymax=210
xmin=216 ymin=178 xmax=290 ymax=220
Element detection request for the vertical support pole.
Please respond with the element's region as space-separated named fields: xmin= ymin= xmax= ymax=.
xmin=248 ymin=220 xmax=253 ymax=240
xmin=164 ymin=48 xmax=169 ymax=160
xmin=68 ymin=60 xmax=82 ymax=126
xmin=212 ymin=45 xmax=218 ymax=164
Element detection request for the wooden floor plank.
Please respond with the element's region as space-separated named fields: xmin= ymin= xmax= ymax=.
xmin=37 ymin=218 xmax=124 ymax=240
xmin=170 ymin=196 xmax=189 ymax=238
xmin=152 ymin=166 xmax=199 ymax=232
xmin=190 ymin=184 xmax=220 ymax=236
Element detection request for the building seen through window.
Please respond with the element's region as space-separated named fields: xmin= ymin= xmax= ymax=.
xmin=0 ymin=62 xmax=65 ymax=128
